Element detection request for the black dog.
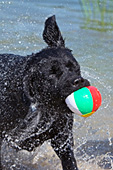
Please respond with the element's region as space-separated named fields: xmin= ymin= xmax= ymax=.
xmin=0 ymin=15 xmax=90 ymax=170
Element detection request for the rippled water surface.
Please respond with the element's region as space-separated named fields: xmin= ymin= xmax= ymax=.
xmin=0 ymin=0 xmax=113 ymax=169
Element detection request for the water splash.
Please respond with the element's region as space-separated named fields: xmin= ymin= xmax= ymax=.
xmin=73 ymin=66 xmax=113 ymax=169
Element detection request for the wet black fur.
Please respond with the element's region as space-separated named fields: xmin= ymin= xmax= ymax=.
xmin=0 ymin=15 xmax=90 ymax=170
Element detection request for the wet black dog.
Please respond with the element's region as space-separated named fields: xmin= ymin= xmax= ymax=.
xmin=0 ymin=16 xmax=90 ymax=170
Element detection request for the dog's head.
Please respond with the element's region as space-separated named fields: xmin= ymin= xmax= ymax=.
xmin=24 ymin=15 xmax=90 ymax=110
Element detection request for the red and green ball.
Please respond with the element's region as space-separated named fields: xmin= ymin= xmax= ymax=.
xmin=65 ymin=86 xmax=102 ymax=117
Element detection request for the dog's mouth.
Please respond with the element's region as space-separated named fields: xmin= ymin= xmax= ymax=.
xmin=60 ymin=77 xmax=90 ymax=100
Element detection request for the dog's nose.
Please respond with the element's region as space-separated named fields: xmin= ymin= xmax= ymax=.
xmin=74 ymin=77 xmax=84 ymax=86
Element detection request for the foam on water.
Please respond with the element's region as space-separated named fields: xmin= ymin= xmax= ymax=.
xmin=72 ymin=65 xmax=113 ymax=169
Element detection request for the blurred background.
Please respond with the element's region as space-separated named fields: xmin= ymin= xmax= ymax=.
xmin=0 ymin=0 xmax=113 ymax=169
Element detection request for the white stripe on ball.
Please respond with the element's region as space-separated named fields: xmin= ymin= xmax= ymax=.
xmin=65 ymin=93 xmax=82 ymax=115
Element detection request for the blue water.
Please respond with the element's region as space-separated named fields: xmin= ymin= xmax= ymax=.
xmin=0 ymin=0 xmax=113 ymax=169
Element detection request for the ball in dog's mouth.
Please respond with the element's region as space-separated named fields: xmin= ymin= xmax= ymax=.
xmin=65 ymin=86 xmax=102 ymax=118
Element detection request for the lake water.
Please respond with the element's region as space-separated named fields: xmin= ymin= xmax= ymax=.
xmin=0 ymin=0 xmax=113 ymax=169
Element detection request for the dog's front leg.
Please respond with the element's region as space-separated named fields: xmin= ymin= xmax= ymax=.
xmin=51 ymin=132 xmax=78 ymax=170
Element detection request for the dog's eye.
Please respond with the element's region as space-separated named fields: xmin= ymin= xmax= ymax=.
xmin=50 ymin=65 xmax=58 ymax=75
xmin=49 ymin=65 xmax=63 ymax=79
xmin=66 ymin=61 xmax=81 ymax=75
xmin=66 ymin=61 xmax=74 ymax=71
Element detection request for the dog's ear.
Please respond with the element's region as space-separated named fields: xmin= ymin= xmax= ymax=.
xmin=23 ymin=72 xmax=39 ymax=103
xmin=43 ymin=15 xmax=65 ymax=47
